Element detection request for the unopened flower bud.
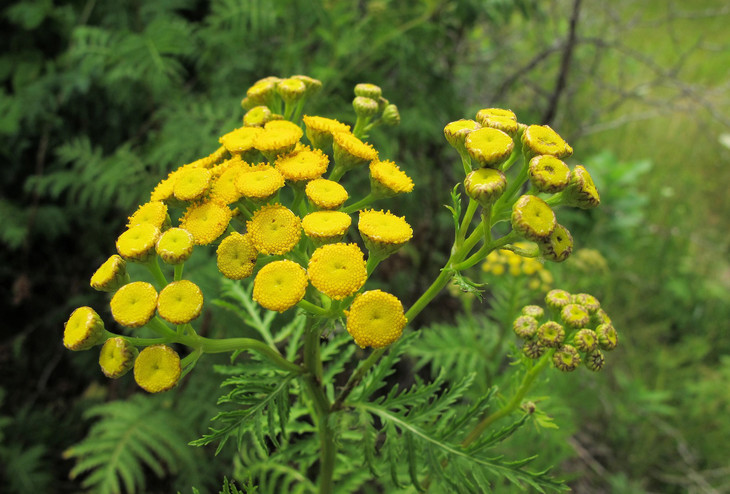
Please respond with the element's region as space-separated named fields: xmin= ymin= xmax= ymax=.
xmin=523 ymin=339 xmax=546 ymax=359
xmin=291 ymin=75 xmax=322 ymax=97
xmin=528 ymin=155 xmax=570 ymax=193
xmin=243 ymin=106 xmax=273 ymax=127
xmin=475 ymin=108 xmax=519 ymax=135
xmin=597 ymin=323 xmax=618 ymax=351
xmin=522 ymin=125 xmax=573 ymax=160
xmin=64 ymin=307 xmax=106 ymax=351
xmin=573 ymin=328 xmax=598 ymax=352
xmin=546 ymin=289 xmax=572 ymax=311
xmin=99 ymin=337 xmax=138 ymax=378
xmin=276 ymin=77 xmax=307 ymax=104
xmin=585 ymin=349 xmax=605 ymax=371
xmin=246 ymin=78 xmax=279 ymax=107
xmin=464 ymin=168 xmax=507 ymax=207
xmin=553 ymin=345 xmax=581 ymax=372
xmin=561 ymin=303 xmax=590 ymax=329
xmin=514 ymin=315 xmax=538 ymax=339
xmin=353 ymin=96 xmax=379 ymax=118
xmin=354 ymin=83 xmax=382 ymax=100
xmin=381 ymin=104 xmax=400 ymax=126
xmin=592 ymin=308 xmax=612 ymax=327
xmin=156 ymin=228 xmax=194 ymax=265
xmin=573 ymin=293 xmax=600 ymax=313
xmin=562 ymin=165 xmax=600 ymax=209
xmin=537 ymin=321 xmax=565 ymax=348
xmin=538 ymin=223 xmax=573 ymax=262
xmin=522 ymin=305 xmax=544 ymax=319
xmin=444 ymin=119 xmax=480 ymax=156
xmin=90 ymin=254 xmax=129 ymax=292
xmin=511 ymin=195 xmax=556 ymax=241
xmin=465 ymin=128 xmax=514 ymax=168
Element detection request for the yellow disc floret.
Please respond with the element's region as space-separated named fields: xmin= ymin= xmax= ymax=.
xmin=157 ymin=280 xmax=204 ymax=325
xmin=465 ymin=128 xmax=514 ymax=168
xmin=128 ymin=201 xmax=169 ymax=229
xmin=255 ymin=120 xmax=303 ymax=160
xmin=305 ymin=178 xmax=349 ymax=210
xmin=236 ymin=164 xmax=285 ymax=200
xmin=332 ymin=131 xmax=378 ymax=170
xmin=522 ymin=125 xmax=573 ymax=159
xmin=179 ymin=200 xmax=233 ymax=245
xmin=110 ymin=281 xmax=158 ymax=328
xmin=308 ymin=243 xmax=367 ymax=300
xmin=345 ymin=290 xmax=407 ymax=348
xmin=369 ymin=159 xmax=414 ymax=197
xmin=90 ymin=254 xmax=128 ymax=292
xmin=216 ymin=232 xmax=258 ymax=279
xmin=134 ymin=344 xmax=181 ymax=393
xmin=156 ymin=227 xmax=194 ymax=264
xmin=511 ymin=195 xmax=556 ymax=241
xmin=63 ymin=307 xmax=105 ymax=351
xmin=173 ymin=167 xmax=212 ymax=202
xmin=116 ymin=223 xmax=161 ymax=262
xmin=275 ymin=146 xmax=330 ymax=182
xmin=358 ymin=209 xmax=413 ymax=257
xmin=99 ymin=337 xmax=138 ymax=378
xmin=247 ymin=204 xmax=301 ymax=255
xmin=209 ymin=160 xmax=246 ymax=204
xmin=219 ymin=126 xmax=263 ymax=154
xmin=301 ymin=211 xmax=352 ymax=244
xmin=252 ymin=260 xmax=308 ymax=312
xmin=302 ymin=115 xmax=351 ymax=151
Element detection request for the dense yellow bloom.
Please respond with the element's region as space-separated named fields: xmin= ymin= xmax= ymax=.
xmin=253 ymin=260 xmax=308 ymax=312
xmin=305 ymin=179 xmax=349 ymax=210
xmin=522 ymin=125 xmax=573 ymax=159
xmin=157 ymin=280 xmax=204 ymax=325
xmin=255 ymin=120 xmax=303 ymax=159
xmin=216 ymin=232 xmax=258 ymax=279
xmin=156 ymin=227 xmax=194 ymax=264
xmin=99 ymin=337 xmax=138 ymax=378
xmin=465 ymin=128 xmax=514 ymax=168
xmin=345 ymin=290 xmax=407 ymax=348
xmin=116 ymin=223 xmax=161 ymax=262
xmin=301 ymin=211 xmax=352 ymax=243
xmin=128 ymin=201 xmax=169 ymax=229
xmin=443 ymin=119 xmax=480 ymax=152
xmin=236 ymin=164 xmax=285 ymax=200
xmin=302 ymin=115 xmax=351 ymax=150
xmin=275 ymin=146 xmax=329 ymax=182
xmin=209 ymin=160 xmax=247 ymax=204
xmin=246 ymin=78 xmax=279 ymax=105
xmin=90 ymin=254 xmax=128 ymax=292
xmin=220 ymin=126 xmax=263 ymax=154
xmin=150 ymin=172 xmax=177 ymax=202
xmin=511 ymin=195 xmax=556 ymax=241
xmin=243 ymin=106 xmax=273 ymax=127
xmin=179 ymin=201 xmax=232 ymax=245
xmin=173 ymin=167 xmax=212 ymax=202
xmin=332 ymin=131 xmax=378 ymax=169
xmin=369 ymin=160 xmax=414 ymax=196
xmin=358 ymin=209 xmax=413 ymax=256
xmin=134 ymin=344 xmax=181 ymax=393
xmin=110 ymin=281 xmax=158 ymax=328
xmin=308 ymin=243 xmax=367 ymax=300
xmin=247 ymin=204 xmax=301 ymax=255
xmin=63 ymin=307 xmax=105 ymax=351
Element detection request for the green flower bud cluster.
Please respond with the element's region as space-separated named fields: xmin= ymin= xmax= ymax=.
xmin=242 ymin=75 xmax=323 ymax=123
xmin=350 ymin=83 xmax=400 ymax=138
xmin=513 ymin=289 xmax=619 ymax=372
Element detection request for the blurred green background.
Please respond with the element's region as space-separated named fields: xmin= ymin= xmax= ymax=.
xmin=2 ymin=0 xmax=729 ymax=492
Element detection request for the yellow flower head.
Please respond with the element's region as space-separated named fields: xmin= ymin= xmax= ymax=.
xmin=243 ymin=106 xmax=273 ymax=127
xmin=444 ymin=119 xmax=480 ymax=154
xmin=64 ymin=306 xmax=105 ymax=351
xmin=511 ymin=195 xmax=556 ymax=241
xmin=563 ymin=165 xmax=600 ymax=209
xmin=476 ymin=108 xmax=517 ymax=122
xmin=128 ymin=201 xmax=169 ymax=230
xmin=99 ymin=337 xmax=138 ymax=378
xmin=209 ymin=160 xmax=247 ymax=204
xmin=538 ymin=223 xmax=573 ymax=262
xmin=216 ymin=232 xmax=258 ymax=280
xmin=247 ymin=204 xmax=301 ymax=255
xmin=156 ymin=227 xmax=194 ymax=265
xmin=305 ymin=178 xmax=349 ymax=210
xmin=332 ymin=131 xmax=378 ymax=170
xmin=90 ymin=254 xmax=128 ymax=292
xmin=276 ymin=77 xmax=307 ymax=103
xmin=291 ymin=75 xmax=322 ymax=97
xmin=252 ymin=259 xmax=308 ymax=312
xmin=369 ymin=160 xmax=414 ymax=197
xmin=308 ymin=243 xmax=367 ymax=300
xmin=528 ymin=155 xmax=571 ymax=193
xmin=464 ymin=168 xmax=507 ymax=207
xmin=173 ymin=167 xmax=212 ymax=202
xmin=301 ymin=211 xmax=352 ymax=244
xmin=345 ymin=290 xmax=407 ymax=349
xmin=110 ymin=281 xmax=158 ymax=328
xmin=465 ymin=128 xmax=514 ymax=168
xmin=522 ymin=125 xmax=573 ymax=159
xmin=246 ymin=77 xmax=279 ymax=106
xmin=157 ymin=280 xmax=204 ymax=325
xmin=134 ymin=344 xmax=181 ymax=393
xmin=236 ymin=164 xmax=285 ymax=201
xmin=220 ymin=126 xmax=264 ymax=154
xmin=476 ymin=108 xmax=519 ymax=135
xmin=179 ymin=200 xmax=233 ymax=245
xmin=358 ymin=209 xmax=413 ymax=257
xmin=255 ymin=120 xmax=303 ymax=160
xmin=302 ymin=115 xmax=351 ymax=151
xmin=275 ymin=146 xmax=330 ymax=182
xmin=116 ymin=223 xmax=161 ymax=262
xmin=151 ymin=172 xmax=177 ymax=202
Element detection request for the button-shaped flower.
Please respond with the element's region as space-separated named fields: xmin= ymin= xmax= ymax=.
xmin=465 ymin=128 xmax=514 ymax=168
xmin=156 ymin=228 xmax=194 ymax=265
xmin=134 ymin=344 xmax=181 ymax=393
xmin=305 ymin=179 xmax=349 ymax=210
xmin=253 ymin=260 xmax=308 ymax=312
xmin=358 ymin=209 xmax=413 ymax=258
xmin=90 ymin=254 xmax=128 ymax=292
xmin=64 ymin=307 xmax=106 ymax=351
xmin=110 ymin=281 xmax=158 ymax=328
xmin=216 ymin=232 xmax=258 ymax=280
xmin=511 ymin=195 xmax=556 ymax=241
xmin=247 ymin=204 xmax=302 ymax=255
xmin=369 ymin=159 xmax=414 ymax=198
xmin=302 ymin=211 xmax=352 ymax=245
xmin=99 ymin=337 xmax=138 ymax=378
xmin=308 ymin=243 xmax=367 ymax=300
xmin=345 ymin=290 xmax=407 ymax=349
xmin=157 ymin=280 xmax=204 ymax=325
xmin=116 ymin=223 xmax=161 ymax=262
xmin=179 ymin=200 xmax=232 ymax=245
xmin=528 ymin=155 xmax=570 ymax=193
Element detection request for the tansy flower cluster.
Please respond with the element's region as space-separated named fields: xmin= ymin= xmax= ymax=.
xmin=512 ymin=289 xmax=618 ymax=372
xmin=62 ymin=76 xmax=415 ymax=392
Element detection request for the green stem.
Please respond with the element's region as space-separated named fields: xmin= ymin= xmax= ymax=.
xmin=458 ymin=150 xmax=472 ymax=176
xmin=173 ymin=263 xmax=184 ymax=281
xmin=147 ymin=316 xmax=177 ymax=338
xmin=297 ymin=299 xmax=330 ymax=317
xmin=332 ymin=347 xmax=385 ymax=411
xmin=328 ymin=164 xmax=347 ymax=182
xmin=451 ymin=230 xmax=520 ymax=271
xmin=144 ymin=256 xmax=168 ymax=289
xmin=342 ymin=193 xmax=375 ymax=214
xmin=457 ymin=198 xmax=479 ymax=247
xmin=366 ymin=253 xmax=384 ymax=277
xmin=195 ymin=336 xmax=304 ymax=374
xmin=461 ymin=353 xmax=551 ymax=447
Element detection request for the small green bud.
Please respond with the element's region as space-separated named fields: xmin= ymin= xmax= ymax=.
xmin=354 ymin=83 xmax=382 ymax=100
xmin=537 ymin=321 xmax=565 ymax=348
xmin=353 ymin=96 xmax=379 ymax=118
xmin=585 ymin=349 xmax=605 ymax=371
xmin=562 ymin=165 xmax=600 ymax=209
xmin=573 ymin=293 xmax=600 ymax=313
xmin=573 ymin=328 xmax=598 ymax=352
xmin=464 ymin=168 xmax=507 ymax=207
xmin=291 ymin=74 xmax=322 ymax=97
xmin=523 ymin=339 xmax=546 ymax=359
xmin=553 ymin=345 xmax=581 ymax=372
xmin=513 ymin=315 xmax=538 ymax=339
xmin=597 ymin=323 xmax=618 ymax=351
xmin=243 ymin=105 xmax=273 ymax=127
xmin=561 ymin=303 xmax=591 ymax=329
xmin=276 ymin=78 xmax=307 ymax=104
xmin=247 ymin=78 xmax=279 ymax=106
xmin=511 ymin=195 xmax=557 ymax=241
xmin=522 ymin=305 xmax=544 ymax=319
xmin=528 ymin=155 xmax=570 ymax=193
xmin=546 ymin=289 xmax=572 ymax=310
xmin=381 ymin=104 xmax=400 ymax=126
xmin=538 ymin=223 xmax=573 ymax=262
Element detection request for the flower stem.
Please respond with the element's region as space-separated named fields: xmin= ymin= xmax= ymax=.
xmin=173 ymin=263 xmax=184 ymax=281
xmin=342 ymin=193 xmax=375 ymax=214
xmin=144 ymin=256 xmax=168 ymax=289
